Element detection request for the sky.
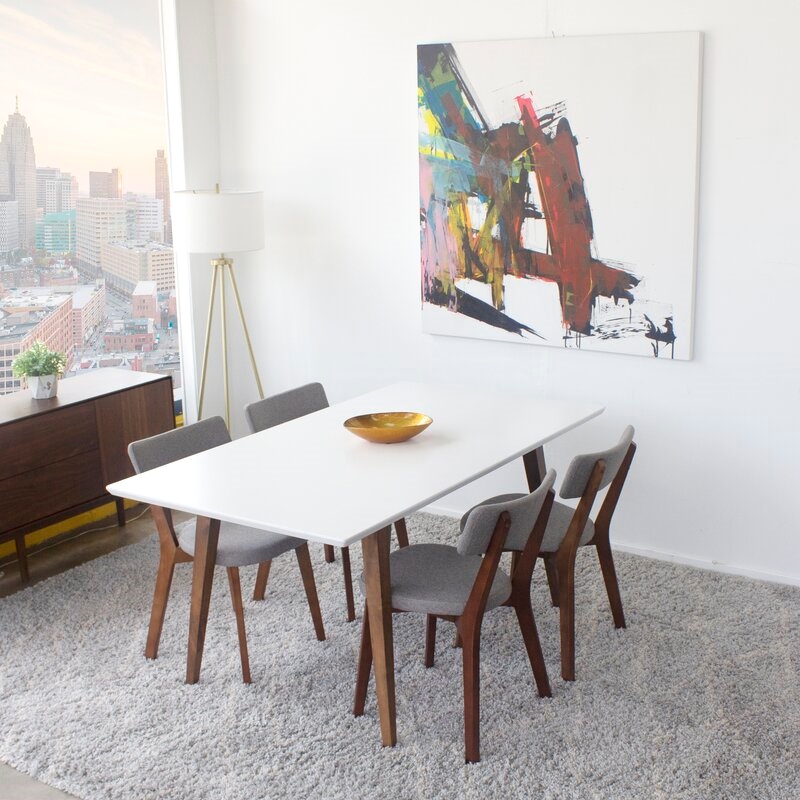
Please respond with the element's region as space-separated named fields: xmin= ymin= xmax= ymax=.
xmin=0 ymin=0 xmax=166 ymax=196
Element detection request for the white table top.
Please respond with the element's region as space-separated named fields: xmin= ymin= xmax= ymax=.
xmin=107 ymin=382 xmax=603 ymax=548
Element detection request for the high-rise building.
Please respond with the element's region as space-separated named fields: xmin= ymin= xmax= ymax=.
xmin=125 ymin=196 xmax=164 ymax=242
xmin=146 ymin=244 xmax=176 ymax=293
xmin=71 ymin=283 xmax=105 ymax=346
xmin=47 ymin=175 xmax=75 ymax=213
xmin=37 ymin=168 xmax=76 ymax=214
xmin=75 ymin=196 xmax=126 ymax=275
xmin=0 ymin=199 xmax=20 ymax=254
xmin=154 ymin=149 xmax=171 ymax=244
xmin=89 ymin=168 xmax=122 ymax=198
xmin=36 ymin=167 xmax=60 ymax=208
xmin=0 ymin=99 xmax=37 ymax=249
xmin=36 ymin=210 xmax=76 ymax=254
xmin=100 ymin=240 xmax=174 ymax=295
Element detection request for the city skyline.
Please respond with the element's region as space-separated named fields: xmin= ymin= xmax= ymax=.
xmin=0 ymin=0 xmax=166 ymax=196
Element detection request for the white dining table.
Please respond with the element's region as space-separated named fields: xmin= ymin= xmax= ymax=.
xmin=107 ymin=381 xmax=603 ymax=747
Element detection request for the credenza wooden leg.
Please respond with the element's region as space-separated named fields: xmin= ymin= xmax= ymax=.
xmin=15 ymin=533 xmax=29 ymax=584
xmin=115 ymin=497 xmax=126 ymax=527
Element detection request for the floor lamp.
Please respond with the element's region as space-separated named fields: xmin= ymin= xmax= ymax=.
xmin=172 ymin=187 xmax=265 ymax=429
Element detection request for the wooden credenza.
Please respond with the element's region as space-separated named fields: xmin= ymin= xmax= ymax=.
xmin=0 ymin=369 xmax=175 ymax=584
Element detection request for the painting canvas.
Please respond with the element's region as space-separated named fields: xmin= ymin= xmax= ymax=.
xmin=418 ymin=32 xmax=702 ymax=359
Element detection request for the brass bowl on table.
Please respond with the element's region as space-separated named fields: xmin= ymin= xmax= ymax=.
xmin=343 ymin=412 xmax=433 ymax=444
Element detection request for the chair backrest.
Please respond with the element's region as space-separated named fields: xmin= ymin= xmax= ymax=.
xmin=458 ymin=469 xmax=556 ymax=556
xmin=128 ymin=415 xmax=231 ymax=473
xmin=244 ymin=382 xmax=329 ymax=433
xmin=559 ymin=426 xmax=635 ymax=500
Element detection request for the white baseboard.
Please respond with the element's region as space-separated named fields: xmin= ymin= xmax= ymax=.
xmin=612 ymin=543 xmax=800 ymax=588
xmin=424 ymin=503 xmax=800 ymax=588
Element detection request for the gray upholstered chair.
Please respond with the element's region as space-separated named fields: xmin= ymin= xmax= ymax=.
xmin=244 ymin=382 xmax=410 ymax=622
xmin=128 ymin=416 xmax=325 ymax=684
xmin=353 ymin=470 xmax=556 ymax=763
xmin=462 ymin=426 xmax=636 ymax=682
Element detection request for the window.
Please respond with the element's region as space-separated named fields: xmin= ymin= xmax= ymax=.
xmin=0 ymin=0 xmax=181 ymax=397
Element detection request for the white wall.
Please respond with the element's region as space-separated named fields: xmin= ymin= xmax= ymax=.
xmin=174 ymin=0 xmax=800 ymax=584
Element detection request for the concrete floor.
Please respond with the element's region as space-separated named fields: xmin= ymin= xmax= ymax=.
xmin=0 ymin=506 xmax=156 ymax=799
xmin=0 ymin=763 xmax=78 ymax=800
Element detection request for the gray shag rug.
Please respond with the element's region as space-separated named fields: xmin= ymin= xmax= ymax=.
xmin=0 ymin=513 xmax=798 ymax=800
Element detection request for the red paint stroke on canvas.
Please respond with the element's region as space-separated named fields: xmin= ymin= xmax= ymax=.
xmin=418 ymin=43 xmax=642 ymax=340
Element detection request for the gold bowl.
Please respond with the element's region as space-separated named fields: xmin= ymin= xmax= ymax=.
xmin=343 ymin=412 xmax=433 ymax=444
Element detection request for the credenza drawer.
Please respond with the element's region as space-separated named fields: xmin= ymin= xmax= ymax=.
xmin=0 ymin=449 xmax=106 ymax=531
xmin=0 ymin=403 xmax=99 ymax=482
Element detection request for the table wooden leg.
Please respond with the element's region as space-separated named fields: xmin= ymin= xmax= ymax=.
xmin=361 ymin=526 xmax=396 ymax=747
xmin=393 ymin=517 xmax=410 ymax=548
xmin=186 ymin=516 xmax=220 ymax=684
xmin=523 ymin=446 xmax=547 ymax=491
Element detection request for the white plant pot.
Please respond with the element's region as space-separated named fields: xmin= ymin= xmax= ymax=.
xmin=29 ymin=375 xmax=58 ymax=399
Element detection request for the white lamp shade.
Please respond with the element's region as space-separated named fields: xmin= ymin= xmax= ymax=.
xmin=172 ymin=189 xmax=264 ymax=254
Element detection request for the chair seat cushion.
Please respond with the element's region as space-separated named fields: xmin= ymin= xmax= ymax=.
xmin=360 ymin=543 xmax=512 ymax=617
xmin=175 ymin=520 xmax=303 ymax=567
xmin=461 ymin=495 xmax=594 ymax=553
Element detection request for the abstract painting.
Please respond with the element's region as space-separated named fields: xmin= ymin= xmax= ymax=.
xmin=418 ymin=32 xmax=702 ymax=359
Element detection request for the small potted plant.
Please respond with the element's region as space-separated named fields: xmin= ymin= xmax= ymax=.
xmin=12 ymin=340 xmax=67 ymax=399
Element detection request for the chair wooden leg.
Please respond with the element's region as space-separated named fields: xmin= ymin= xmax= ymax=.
xmin=595 ymin=540 xmax=626 ymax=628
xmin=295 ymin=544 xmax=326 ymax=641
xmin=513 ymin=600 xmax=551 ymax=697
xmin=341 ymin=546 xmax=356 ymax=622
xmin=145 ymin=554 xmax=176 ymax=660
xmin=424 ymin=614 xmax=437 ymax=667
xmin=226 ymin=567 xmax=252 ymax=684
xmin=460 ymin=618 xmax=482 ymax=763
xmin=394 ymin=517 xmax=410 ymax=548
xmin=323 ymin=544 xmax=336 ymax=563
xmin=252 ymin=560 xmax=271 ymax=601
xmin=453 ymin=627 xmax=463 ymax=649
xmin=543 ymin=554 xmax=560 ymax=607
xmin=353 ymin=602 xmax=372 ymax=716
xmin=556 ymin=553 xmax=577 ymax=681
